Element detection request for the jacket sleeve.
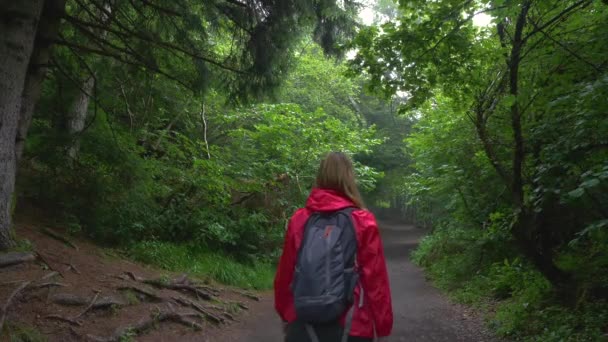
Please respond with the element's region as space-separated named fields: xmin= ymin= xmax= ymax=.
xmin=356 ymin=211 xmax=393 ymax=337
xmin=274 ymin=216 xmax=298 ymax=322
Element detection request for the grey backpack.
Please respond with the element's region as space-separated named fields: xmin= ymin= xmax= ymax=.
xmin=292 ymin=208 xmax=359 ymax=324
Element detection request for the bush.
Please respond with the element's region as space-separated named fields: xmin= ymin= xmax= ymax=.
xmin=413 ymin=224 xmax=608 ymax=341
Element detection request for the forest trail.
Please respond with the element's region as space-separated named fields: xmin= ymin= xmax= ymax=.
xmin=219 ymin=222 xmax=499 ymax=342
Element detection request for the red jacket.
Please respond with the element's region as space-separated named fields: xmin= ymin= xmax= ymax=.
xmin=274 ymin=188 xmax=393 ymax=338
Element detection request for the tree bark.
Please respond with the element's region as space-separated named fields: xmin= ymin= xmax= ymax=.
xmin=508 ymin=0 xmax=531 ymax=208
xmin=507 ymin=1 xmax=570 ymax=287
xmin=68 ymin=76 xmax=95 ymax=159
xmin=0 ymin=0 xmax=45 ymax=250
xmin=15 ymin=0 xmax=67 ymax=161
xmin=0 ymin=0 xmax=65 ymax=250
xmin=67 ymin=1 xmax=112 ymax=160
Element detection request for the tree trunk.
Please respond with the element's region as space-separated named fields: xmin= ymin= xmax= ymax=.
xmin=15 ymin=0 xmax=67 ymax=161
xmin=512 ymin=210 xmax=570 ymax=287
xmin=67 ymin=76 xmax=95 ymax=159
xmin=0 ymin=0 xmax=45 ymax=250
xmin=67 ymin=1 xmax=112 ymax=160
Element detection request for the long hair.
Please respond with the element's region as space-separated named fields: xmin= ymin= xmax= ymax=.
xmin=315 ymin=152 xmax=365 ymax=208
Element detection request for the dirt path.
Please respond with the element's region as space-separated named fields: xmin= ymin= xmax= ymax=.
xmin=221 ymin=222 xmax=499 ymax=342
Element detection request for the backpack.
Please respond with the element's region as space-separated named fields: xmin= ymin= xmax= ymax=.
xmin=292 ymin=208 xmax=359 ymax=324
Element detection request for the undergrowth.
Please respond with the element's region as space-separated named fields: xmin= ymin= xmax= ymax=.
xmin=3 ymin=322 xmax=46 ymax=342
xmin=412 ymin=225 xmax=608 ymax=342
xmin=128 ymin=241 xmax=275 ymax=290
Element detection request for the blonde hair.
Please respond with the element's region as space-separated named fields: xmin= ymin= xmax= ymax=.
xmin=315 ymin=152 xmax=365 ymax=208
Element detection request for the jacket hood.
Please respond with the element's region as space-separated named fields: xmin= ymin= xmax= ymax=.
xmin=305 ymin=188 xmax=355 ymax=212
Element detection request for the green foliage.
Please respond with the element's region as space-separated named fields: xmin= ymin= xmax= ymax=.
xmin=18 ymin=31 xmax=385 ymax=292
xmin=274 ymin=43 xmax=359 ymax=122
xmin=4 ymin=323 xmax=46 ymax=342
xmin=9 ymin=239 xmax=34 ymax=253
xmin=414 ymin=225 xmax=608 ymax=341
xmin=129 ymin=241 xmax=274 ymax=290
xmin=354 ymin=0 xmax=608 ymax=340
xmin=223 ymin=103 xmax=382 ymax=194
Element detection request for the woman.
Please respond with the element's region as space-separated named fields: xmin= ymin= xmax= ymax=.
xmin=274 ymin=152 xmax=393 ymax=341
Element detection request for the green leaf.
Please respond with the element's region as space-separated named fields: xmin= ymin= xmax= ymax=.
xmin=568 ymin=188 xmax=585 ymax=198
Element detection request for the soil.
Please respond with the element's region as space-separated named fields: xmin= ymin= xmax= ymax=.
xmin=0 ymin=217 xmax=258 ymax=342
xmin=218 ymin=222 xmax=501 ymax=342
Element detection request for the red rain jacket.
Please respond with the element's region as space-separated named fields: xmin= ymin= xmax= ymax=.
xmin=274 ymin=188 xmax=393 ymax=338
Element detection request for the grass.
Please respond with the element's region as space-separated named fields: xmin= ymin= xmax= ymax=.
xmin=127 ymin=241 xmax=275 ymax=290
xmin=8 ymin=238 xmax=34 ymax=253
xmin=4 ymin=322 xmax=46 ymax=342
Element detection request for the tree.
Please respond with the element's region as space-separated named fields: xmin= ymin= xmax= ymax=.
xmin=350 ymin=0 xmax=608 ymax=289
xmin=0 ymin=0 xmax=360 ymax=250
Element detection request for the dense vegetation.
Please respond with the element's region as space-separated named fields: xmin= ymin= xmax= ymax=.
xmin=2 ymin=0 xmax=399 ymax=289
xmin=350 ymin=0 xmax=608 ymax=340
xmin=1 ymin=0 xmax=607 ymax=340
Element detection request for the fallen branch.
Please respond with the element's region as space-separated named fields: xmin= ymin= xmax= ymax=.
xmin=45 ymin=314 xmax=82 ymax=326
xmin=73 ymin=291 xmax=100 ymax=319
xmin=0 ymin=281 xmax=32 ymax=332
xmin=0 ymin=252 xmax=36 ymax=268
xmin=40 ymin=227 xmax=78 ymax=250
xmin=66 ymin=263 xmax=81 ymax=275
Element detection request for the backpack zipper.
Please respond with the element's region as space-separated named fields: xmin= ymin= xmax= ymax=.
xmin=325 ymin=227 xmax=331 ymax=291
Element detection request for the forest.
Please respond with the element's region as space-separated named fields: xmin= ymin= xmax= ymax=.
xmin=0 ymin=0 xmax=607 ymax=341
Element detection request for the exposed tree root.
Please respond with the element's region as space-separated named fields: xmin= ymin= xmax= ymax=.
xmin=92 ymin=296 xmax=126 ymax=310
xmin=41 ymin=271 xmax=60 ymax=280
xmin=124 ymin=271 xmax=143 ymax=282
xmin=196 ymin=284 xmax=221 ymax=296
xmin=123 ymin=272 xmax=215 ymax=301
xmin=173 ymin=296 xmax=224 ymax=324
xmin=0 ymin=252 xmax=36 ymax=268
xmin=86 ymin=311 xmax=204 ymax=342
xmin=117 ymin=285 xmax=163 ymax=302
xmin=45 ymin=314 xmax=82 ymax=326
xmin=36 ymin=282 xmax=67 ymax=289
xmin=40 ymin=227 xmax=78 ymax=250
xmin=1 ymin=280 xmax=26 ymax=286
xmin=35 ymin=251 xmax=64 ymax=277
xmin=142 ymin=279 xmax=214 ymax=301
xmin=208 ymin=304 xmax=236 ymax=321
xmin=50 ymin=293 xmax=88 ymax=306
xmin=233 ymin=289 xmax=260 ymax=301
xmin=0 ymin=281 xmax=32 ymax=332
